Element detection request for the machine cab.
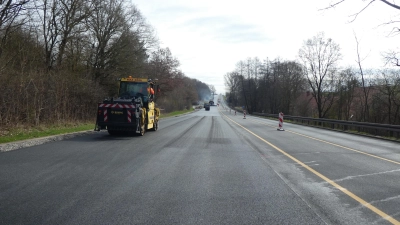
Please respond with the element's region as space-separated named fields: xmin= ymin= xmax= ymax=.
xmin=118 ymin=77 xmax=156 ymax=104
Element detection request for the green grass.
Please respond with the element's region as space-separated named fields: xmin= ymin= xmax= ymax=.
xmin=0 ymin=123 xmax=94 ymax=144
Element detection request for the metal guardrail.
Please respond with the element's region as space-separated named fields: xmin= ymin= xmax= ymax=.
xmin=252 ymin=112 xmax=400 ymax=140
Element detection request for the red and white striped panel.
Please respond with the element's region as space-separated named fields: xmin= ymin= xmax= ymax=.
xmin=104 ymin=109 xmax=108 ymax=122
xmin=127 ymin=110 xmax=132 ymax=123
xmin=98 ymin=103 xmax=135 ymax=109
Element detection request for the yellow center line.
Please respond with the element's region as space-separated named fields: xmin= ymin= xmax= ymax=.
xmin=221 ymin=111 xmax=400 ymax=225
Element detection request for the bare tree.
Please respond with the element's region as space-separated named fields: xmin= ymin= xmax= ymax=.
xmin=32 ymin=0 xmax=62 ymax=69
xmin=279 ymin=61 xmax=306 ymax=114
xmin=235 ymin=60 xmax=250 ymax=112
xmin=0 ymin=0 xmax=30 ymax=37
xmin=0 ymin=0 xmax=30 ymax=31
xmin=354 ymin=34 xmax=371 ymax=121
xmin=85 ymin=0 xmax=126 ymax=81
xmin=209 ymin=84 xmax=216 ymax=95
xmin=224 ymin=57 xmax=305 ymax=115
xmin=0 ymin=0 xmax=206 ymax=129
xmin=224 ymin=71 xmax=241 ymax=107
xmin=373 ymin=69 xmax=400 ymax=124
xmin=324 ymin=0 xmax=400 ymax=67
xmin=266 ymin=59 xmax=281 ymax=114
xmin=299 ymin=32 xmax=342 ymax=118
xmin=56 ymin=0 xmax=93 ymax=67
xmin=146 ymin=47 xmax=181 ymax=95
xmin=323 ymin=0 xmax=400 ymax=21
xmin=85 ymin=0 xmax=156 ymax=84
xmin=384 ymin=50 xmax=400 ymax=67
xmin=246 ymin=57 xmax=261 ymax=113
xmin=0 ymin=0 xmax=30 ymax=63
xmin=334 ymin=68 xmax=358 ymax=120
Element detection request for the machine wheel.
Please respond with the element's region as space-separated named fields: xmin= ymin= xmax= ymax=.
xmin=152 ymin=120 xmax=158 ymax=131
xmin=138 ymin=121 xmax=145 ymax=136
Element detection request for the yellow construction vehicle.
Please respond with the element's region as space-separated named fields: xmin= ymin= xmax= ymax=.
xmin=95 ymin=77 xmax=160 ymax=136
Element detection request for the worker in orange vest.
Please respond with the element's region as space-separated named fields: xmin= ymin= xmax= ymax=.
xmin=148 ymin=86 xmax=155 ymax=101
xmin=148 ymin=86 xmax=155 ymax=95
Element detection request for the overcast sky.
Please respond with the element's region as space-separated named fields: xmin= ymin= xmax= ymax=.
xmin=133 ymin=0 xmax=399 ymax=94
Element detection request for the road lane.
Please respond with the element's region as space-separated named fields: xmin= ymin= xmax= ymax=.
xmin=1 ymin=106 xmax=327 ymax=225
xmin=1 ymin=104 xmax=399 ymax=224
xmin=219 ymin=107 xmax=400 ymax=224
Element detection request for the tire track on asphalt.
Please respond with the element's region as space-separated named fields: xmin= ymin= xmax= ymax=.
xmin=163 ymin=116 xmax=205 ymax=148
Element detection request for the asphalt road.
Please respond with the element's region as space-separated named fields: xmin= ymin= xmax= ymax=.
xmin=1 ymin=105 xmax=400 ymax=224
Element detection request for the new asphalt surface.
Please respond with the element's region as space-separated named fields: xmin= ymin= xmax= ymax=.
xmin=1 ymin=105 xmax=399 ymax=224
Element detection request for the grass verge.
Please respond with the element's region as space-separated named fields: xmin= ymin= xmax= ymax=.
xmin=0 ymin=123 xmax=94 ymax=144
xmin=0 ymin=109 xmax=195 ymax=144
xmin=159 ymin=108 xmax=194 ymax=118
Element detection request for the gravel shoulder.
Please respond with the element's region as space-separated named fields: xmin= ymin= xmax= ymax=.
xmin=0 ymin=130 xmax=96 ymax=152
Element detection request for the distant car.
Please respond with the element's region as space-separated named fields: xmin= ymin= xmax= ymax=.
xmin=204 ymin=103 xmax=210 ymax=111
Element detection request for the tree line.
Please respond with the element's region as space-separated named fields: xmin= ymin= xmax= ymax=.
xmin=225 ymin=1 xmax=400 ymax=125
xmin=225 ymin=32 xmax=400 ymax=125
xmin=0 ymin=0 xmax=211 ymax=128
